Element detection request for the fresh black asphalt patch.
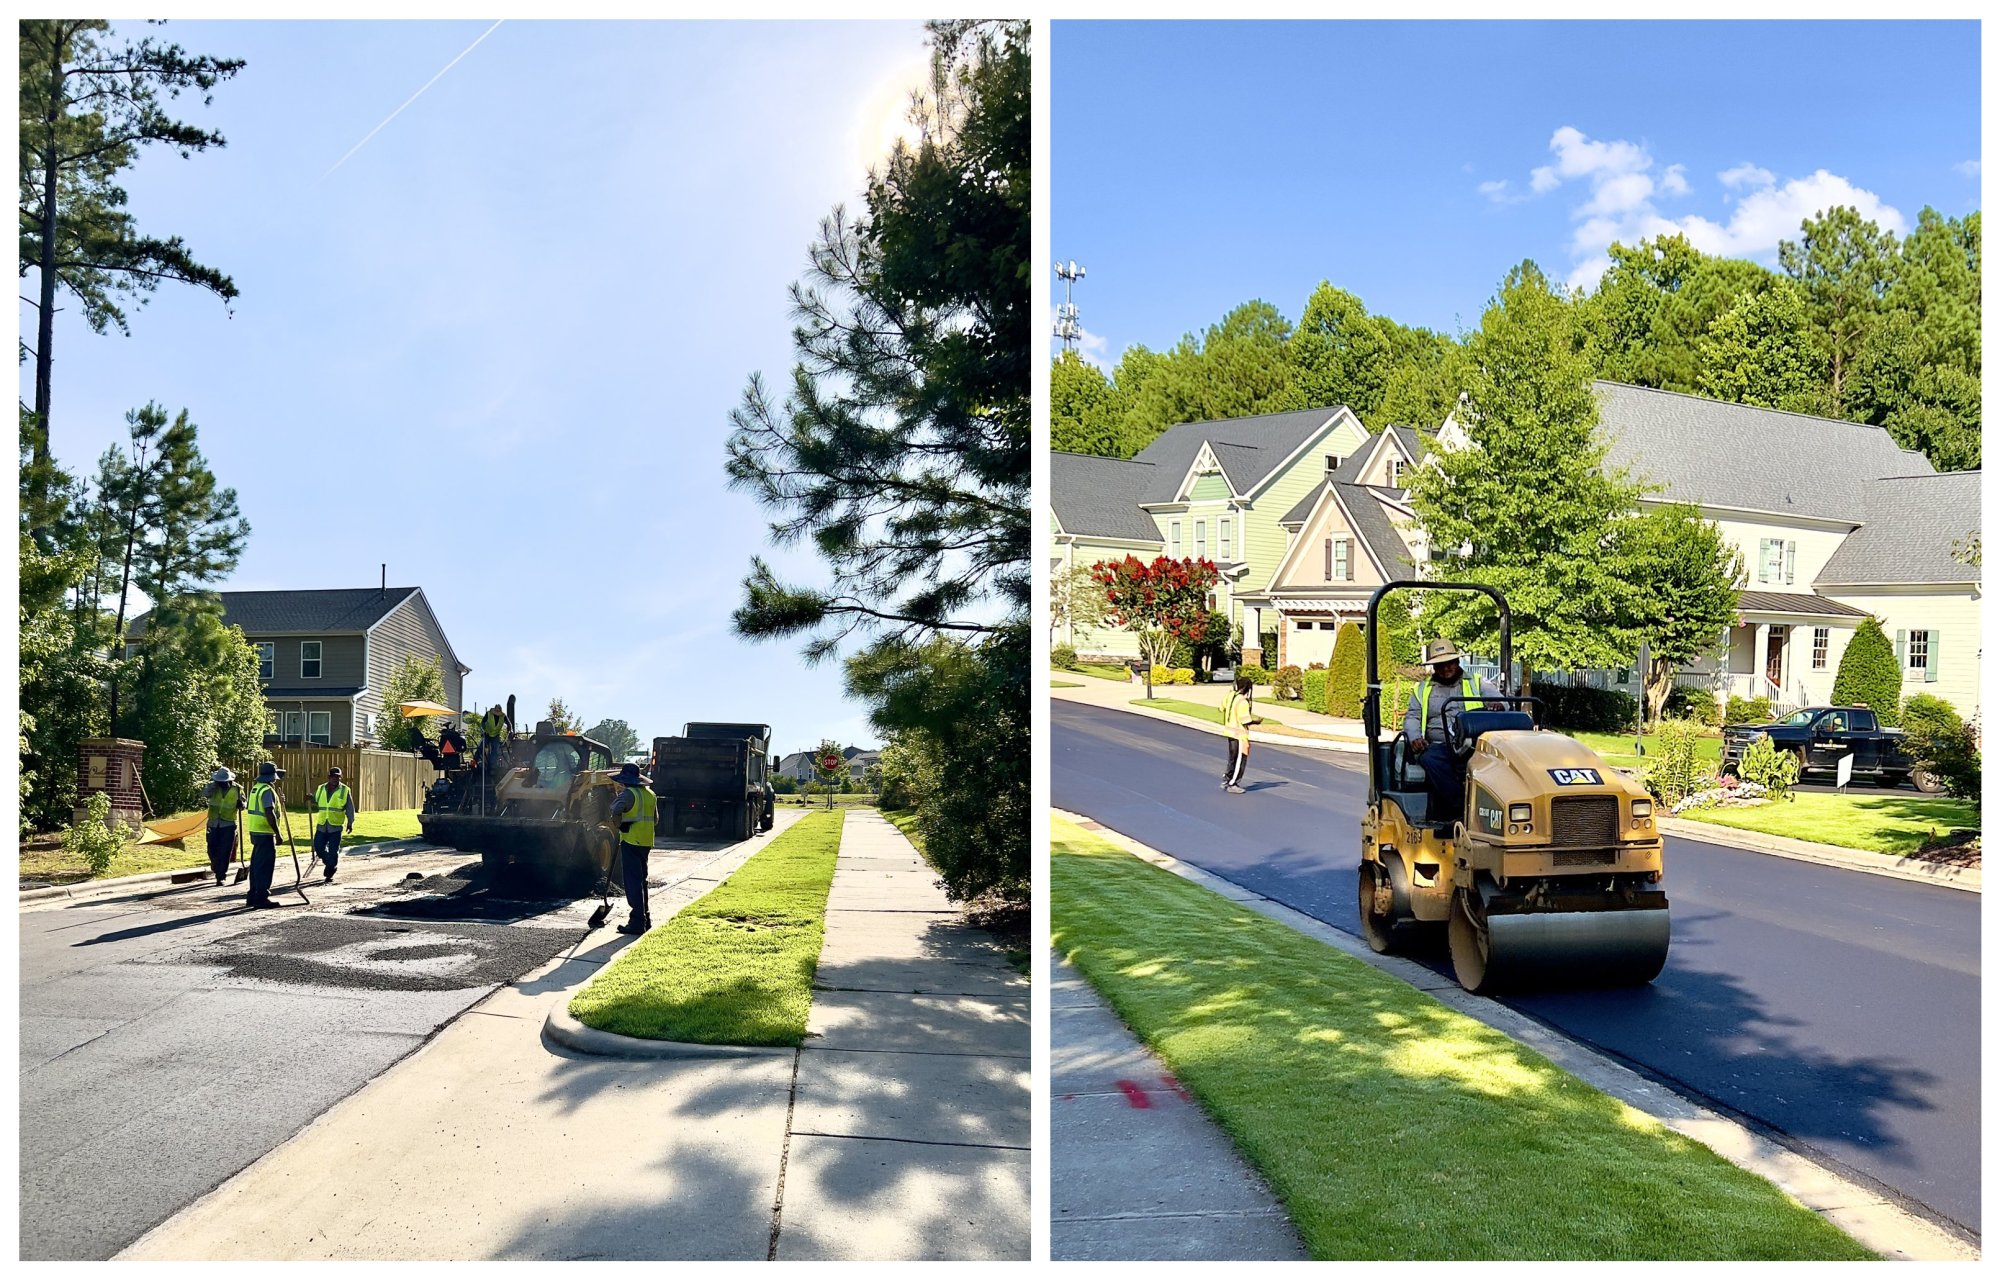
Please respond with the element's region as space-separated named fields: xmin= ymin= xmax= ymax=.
xmin=184 ymin=913 xmax=585 ymax=992
xmin=354 ymin=860 xmax=576 ymax=923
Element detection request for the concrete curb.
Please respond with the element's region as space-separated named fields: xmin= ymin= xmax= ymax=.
xmin=1658 ymin=816 xmax=1980 ymax=893
xmin=17 ymin=838 xmax=439 ymax=905
xmin=1052 ymin=685 xmax=1366 ymax=754
xmin=1052 ymin=808 xmax=1979 ymax=1262
xmin=541 ymin=1004 xmax=796 ymax=1060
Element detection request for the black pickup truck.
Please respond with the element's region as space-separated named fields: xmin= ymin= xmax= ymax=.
xmin=1720 ymin=705 xmax=1941 ymax=792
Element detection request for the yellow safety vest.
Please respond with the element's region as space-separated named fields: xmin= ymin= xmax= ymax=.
xmin=483 ymin=709 xmax=505 ymax=743
xmin=246 ymin=783 xmax=279 ymax=835
xmin=1419 ymin=679 xmax=1484 ymax=733
xmin=618 ymin=785 xmax=657 ymax=848
xmin=207 ymin=785 xmax=241 ymax=826
xmin=314 ymin=783 xmax=351 ymax=828
xmin=1224 ymin=692 xmax=1251 ymax=739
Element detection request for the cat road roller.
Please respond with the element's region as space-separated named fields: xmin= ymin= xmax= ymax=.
xmin=1359 ymin=580 xmax=1671 ymax=993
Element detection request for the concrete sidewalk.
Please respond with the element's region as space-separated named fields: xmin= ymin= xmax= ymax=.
xmin=1051 ymin=951 xmax=1304 ymax=1261
xmin=122 ymin=809 xmax=1028 ymax=1261
xmin=1051 ymin=673 xmax=1365 ymax=751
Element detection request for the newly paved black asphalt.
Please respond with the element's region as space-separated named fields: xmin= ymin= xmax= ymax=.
xmin=1052 ymin=700 xmax=1981 ymax=1238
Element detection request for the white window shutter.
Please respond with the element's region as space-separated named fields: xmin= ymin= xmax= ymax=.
xmin=1757 ymin=539 xmax=1770 ymax=583
xmin=1784 ymin=541 xmax=1795 ymax=585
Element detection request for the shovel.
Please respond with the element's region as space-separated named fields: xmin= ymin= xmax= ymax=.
xmin=231 ymin=813 xmax=249 ymax=885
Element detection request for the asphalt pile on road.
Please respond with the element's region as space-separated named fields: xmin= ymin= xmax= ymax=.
xmin=184 ymin=913 xmax=585 ymax=993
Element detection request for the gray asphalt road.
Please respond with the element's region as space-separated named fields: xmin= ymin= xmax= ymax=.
xmin=1052 ymin=700 xmax=1981 ymax=1238
xmin=18 ymin=838 xmax=733 ymax=1260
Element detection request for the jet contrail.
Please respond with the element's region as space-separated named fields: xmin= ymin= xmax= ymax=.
xmin=319 ymin=19 xmax=505 ymax=181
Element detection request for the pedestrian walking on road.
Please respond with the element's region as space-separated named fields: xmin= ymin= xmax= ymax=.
xmin=1222 ymin=675 xmax=1260 ymax=793
xmin=202 ymin=767 xmax=245 ymax=885
xmin=244 ymin=762 xmax=286 ymax=908
xmin=1404 ymin=638 xmax=1495 ymax=826
xmin=312 ymin=766 xmax=356 ymax=883
xmin=607 ymin=762 xmax=657 ymax=934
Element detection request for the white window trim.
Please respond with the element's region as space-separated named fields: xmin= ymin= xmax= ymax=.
xmin=1194 ymin=519 xmax=1206 ymax=560
xmin=1219 ymin=516 xmax=1233 ymax=560
xmin=1169 ymin=520 xmax=1182 ymax=557
xmin=1811 ymin=627 xmax=1829 ymax=670
xmin=301 ymin=639 xmax=323 ymax=680
xmin=307 ymin=710 xmax=333 ymax=746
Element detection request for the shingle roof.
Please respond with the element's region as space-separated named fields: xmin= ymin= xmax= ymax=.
xmin=1390 ymin=426 xmax=1428 ymax=464
xmin=1050 ymin=452 xmax=1164 ymax=542
xmin=1733 ymin=591 xmax=1869 ymax=618
xmin=1594 ymin=382 xmax=1934 ymax=521
xmin=1817 ymin=472 xmax=1983 ymax=585
xmin=1278 ymin=481 xmax=1329 ymax=527
xmin=1132 ymin=406 xmax=1347 ymax=497
xmin=1333 ymin=484 xmax=1418 ymax=578
xmin=128 ymin=587 xmax=422 ymax=639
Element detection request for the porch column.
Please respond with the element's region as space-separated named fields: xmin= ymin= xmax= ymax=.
xmin=1753 ymin=623 xmax=1770 ymax=695
xmin=1241 ymin=607 xmax=1263 ymax=668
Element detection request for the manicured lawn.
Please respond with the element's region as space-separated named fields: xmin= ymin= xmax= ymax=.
xmin=1060 ymin=662 xmax=1135 ymax=682
xmin=1132 ymin=698 xmax=1282 ymax=727
xmin=1681 ymin=791 xmax=1979 ymax=856
xmin=1051 ymin=814 xmax=1872 ymax=1261
xmin=20 ymin=807 xmax=426 ymax=886
xmin=1051 ymin=679 xmax=1083 ymax=688
xmin=568 ymin=809 xmax=843 ymax=1045
xmin=1571 ymin=730 xmax=1724 ymax=768
xmin=775 ymin=793 xmax=878 ymax=808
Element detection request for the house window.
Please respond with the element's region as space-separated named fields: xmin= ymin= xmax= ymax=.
xmin=281 ymin=711 xmax=304 ymax=741
xmin=1757 ymin=538 xmax=1796 ymax=585
xmin=1295 ymin=620 xmax=1312 ymax=630
xmin=1205 ymin=592 xmax=1216 ymax=612
xmin=1194 ymin=520 xmax=1206 ymax=560
xmin=301 ymin=640 xmax=322 ymax=679
xmin=1319 ymin=621 xmax=1337 ymax=630
xmin=1387 ymin=459 xmax=1403 ymax=486
xmin=1325 ymin=454 xmax=1343 ymax=474
xmin=1904 ymin=629 xmax=1935 ymax=682
xmin=256 ymin=642 xmax=274 ymax=681
xmin=1219 ymin=517 xmax=1232 ymax=559
xmin=1812 ymin=627 xmax=1829 ymax=670
xmin=1170 ymin=521 xmax=1181 ymax=557
xmin=308 ymin=711 xmax=332 ymax=746
xmin=1333 ymin=537 xmax=1351 ymax=581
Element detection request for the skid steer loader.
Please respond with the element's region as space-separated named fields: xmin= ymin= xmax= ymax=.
xmin=1359 ymin=580 xmax=1671 ymax=993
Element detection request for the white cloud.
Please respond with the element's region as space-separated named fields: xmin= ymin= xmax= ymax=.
xmin=1478 ymin=178 xmax=1527 ymax=205
xmin=1486 ymin=126 xmax=1906 ymax=291
xmin=1719 ymin=162 xmax=1775 ymax=190
xmin=1954 ymin=159 xmax=1981 ymax=178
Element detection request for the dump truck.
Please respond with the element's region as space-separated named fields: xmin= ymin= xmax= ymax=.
xmin=650 ymin=722 xmax=774 ymax=840
xmin=417 ymin=699 xmax=623 ymax=894
xmin=1359 ymin=581 xmax=1671 ymax=993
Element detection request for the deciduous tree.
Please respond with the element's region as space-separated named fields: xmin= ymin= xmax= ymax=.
xmin=1091 ymin=555 xmax=1220 ymax=697
xmin=1613 ymin=505 xmax=1744 ymax=725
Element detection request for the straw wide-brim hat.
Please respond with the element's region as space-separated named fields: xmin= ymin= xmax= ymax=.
xmin=1422 ymin=639 xmax=1462 ymax=666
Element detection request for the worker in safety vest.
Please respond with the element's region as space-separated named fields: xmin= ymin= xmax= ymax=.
xmin=481 ymin=706 xmax=508 ymax=766
xmin=312 ymin=766 xmax=356 ymax=884
xmin=1220 ymin=676 xmax=1261 ymax=794
xmin=244 ymin=761 xmax=287 ymax=908
xmin=202 ymin=767 xmax=246 ymax=886
xmin=606 ymin=762 xmax=658 ymax=934
xmin=1402 ymin=639 xmax=1495 ymax=826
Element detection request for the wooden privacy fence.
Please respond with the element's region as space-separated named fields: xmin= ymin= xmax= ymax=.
xmin=230 ymin=747 xmax=438 ymax=812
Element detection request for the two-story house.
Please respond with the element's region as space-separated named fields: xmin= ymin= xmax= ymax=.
xmin=128 ymin=586 xmax=471 ymax=747
xmin=1050 ymin=405 xmax=1374 ymax=661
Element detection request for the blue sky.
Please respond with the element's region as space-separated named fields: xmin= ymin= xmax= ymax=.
xmin=1053 ymin=19 xmax=1982 ymax=365
xmin=26 ymin=18 xmax=935 ymax=756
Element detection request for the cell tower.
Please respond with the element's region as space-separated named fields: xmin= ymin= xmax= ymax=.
xmin=1053 ymin=259 xmax=1086 ymax=350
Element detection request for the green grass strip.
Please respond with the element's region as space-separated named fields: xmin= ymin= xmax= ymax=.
xmin=1051 ymin=814 xmax=1873 ymax=1261
xmin=1680 ymin=791 xmax=1977 ymax=855
xmin=1132 ymin=697 xmax=1283 ymax=726
xmin=568 ymin=809 xmax=843 ymax=1046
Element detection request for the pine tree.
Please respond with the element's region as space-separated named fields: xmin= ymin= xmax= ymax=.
xmin=1326 ymin=622 xmax=1366 ymax=717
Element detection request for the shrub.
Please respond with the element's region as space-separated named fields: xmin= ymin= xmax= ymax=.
xmin=1902 ymin=696 xmax=1980 ymax=802
xmin=1273 ymin=665 xmax=1304 ymax=701
xmin=62 ymin=791 xmax=131 ymax=877
xmin=1326 ymin=622 xmax=1366 ymax=718
xmin=1724 ymin=695 xmax=1773 ymax=726
xmin=1148 ymin=667 xmax=1195 ymax=686
xmin=1166 ymin=637 xmax=1195 ymax=670
xmin=1642 ymin=719 xmax=1710 ymax=807
xmin=1664 ymin=685 xmax=1720 ymax=727
xmin=1301 ymin=669 xmax=1328 ymax=709
xmin=1258 ymin=631 xmax=1278 ymax=664
xmin=1237 ymin=663 xmax=1271 ymax=685
xmin=1534 ymin=683 xmax=1640 ymax=734
xmin=1736 ymin=733 xmax=1801 ymax=798
xmin=1050 ymin=643 xmax=1078 ymax=671
xmin=1831 ymin=616 xmax=1902 ymax=726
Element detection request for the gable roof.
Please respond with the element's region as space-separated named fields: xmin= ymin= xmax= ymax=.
xmin=1389 ymin=426 xmax=1427 ymax=464
xmin=1333 ymin=483 xmax=1418 ymax=578
xmin=1593 ymin=381 xmax=1935 ymax=521
xmin=1050 ymin=451 xmax=1164 ymax=542
xmin=1816 ymin=472 xmax=1982 ymax=586
xmin=1132 ymin=405 xmax=1349 ymax=497
xmin=129 ymin=587 xmax=423 ymax=639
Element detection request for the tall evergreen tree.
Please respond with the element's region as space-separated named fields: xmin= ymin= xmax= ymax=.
xmin=1050 ymin=350 xmax=1131 ymax=456
xmin=1779 ymin=206 xmax=1898 ymax=413
xmin=18 ymin=19 xmax=242 ymax=487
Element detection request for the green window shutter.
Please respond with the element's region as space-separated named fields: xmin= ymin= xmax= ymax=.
xmin=1925 ymin=631 xmax=1939 ymax=682
xmin=1784 ymin=541 xmax=1795 ymax=585
xmin=1895 ymin=629 xmax=1906 ymax=668
xmin=1757 ymin=539 xmax=1770 ymax=583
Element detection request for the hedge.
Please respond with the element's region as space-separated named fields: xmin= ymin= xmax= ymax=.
xmin=1532 ymin=683 xmax=1640 ymax=734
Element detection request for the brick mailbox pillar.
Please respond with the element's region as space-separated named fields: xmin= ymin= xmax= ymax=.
xmin=76 ymin=737 xmax=147 ymax=829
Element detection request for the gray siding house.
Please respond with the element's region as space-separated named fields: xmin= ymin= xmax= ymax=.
xmin=129 ymin=586 xmax=470 ymax=747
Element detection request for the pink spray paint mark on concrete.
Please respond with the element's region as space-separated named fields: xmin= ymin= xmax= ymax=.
xmin=1114 ymin=1079 xmax=1151 ymax=1108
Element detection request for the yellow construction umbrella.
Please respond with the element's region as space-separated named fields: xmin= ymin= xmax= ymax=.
xmin=397 ymin=699 xmax=455 ymax=718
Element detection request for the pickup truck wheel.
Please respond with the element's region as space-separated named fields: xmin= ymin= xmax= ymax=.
xmin=1911 ymin=766 xmax=1946 ymax=794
